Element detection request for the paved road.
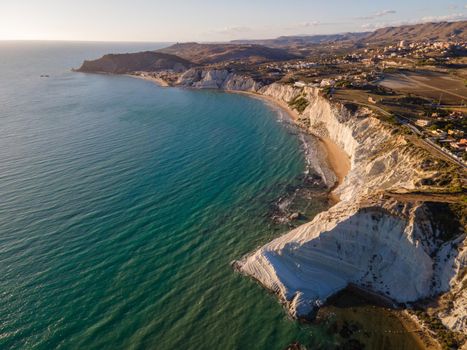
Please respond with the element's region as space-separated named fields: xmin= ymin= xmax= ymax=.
xmin=396 ymin=115 xmax=466 ymax=168
xmin=352 ymin=101 xmax=466 ymax=169
xmin=423 ymin=138 xmax=467 ymax=169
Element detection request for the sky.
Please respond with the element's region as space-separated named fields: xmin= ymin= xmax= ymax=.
xmin=1 ymin=0 xmax=467 ymax=42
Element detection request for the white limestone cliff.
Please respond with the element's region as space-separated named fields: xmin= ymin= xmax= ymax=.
xmin=173 ymin=70 xmax=466 ymax=333
xmin=438 ymin=244 xmax=467 ymax=333
xmin=232 ymin=82 xmax=466 ymax=333
xmin=237 ymin=197 xmax=463 ymax=318
xmin=176 ymin=68 xmax=262 ymax=91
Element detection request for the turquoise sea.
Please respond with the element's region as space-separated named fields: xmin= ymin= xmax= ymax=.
xmin=0 ymin=42 xmax=424 ymax=350
xmin=0 ymin=41 xmax=334 ymax=349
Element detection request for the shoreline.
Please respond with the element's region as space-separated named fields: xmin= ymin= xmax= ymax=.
xmin=116 ymin=73 xmax=350 ymax=196
xmin=231 ymin=90 xmax=350 ymax=196
xmin=125 ymin=73 xmax=170 ymax=87
xmin=228 ymin=90 xmax=439 ymax=349
xmin=320 ymin=286 xmax=441 ymax=350
xmin=93 ymin=73 xmax=442 ymax=348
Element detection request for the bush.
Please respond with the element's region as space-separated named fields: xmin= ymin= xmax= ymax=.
xmin=288 ymin=95 xmax=310 ymax=114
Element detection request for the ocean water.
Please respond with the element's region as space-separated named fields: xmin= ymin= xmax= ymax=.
xmin=0 ymin=42 xmax=424 ymax=350
xmin=0 ymin=41 xmax=333 ymax=350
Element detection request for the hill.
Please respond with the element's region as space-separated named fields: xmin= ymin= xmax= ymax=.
xmin=362 ymin=21 xmax=467 ymax=44
xmin=76 ymin=51 xmax=195 ymax=74
xmin=231 ymin=21 xmax=467 ymax=48
xmin=157 ymin=43 xmax=299 ymax=64
xmin=231 ymin=32 xmax=369 ymax=47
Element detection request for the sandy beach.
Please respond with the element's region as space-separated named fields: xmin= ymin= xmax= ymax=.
xmin=319 ymin=136 xmax=350 ymax=186
xmin=234 ymin=90 xmax=350 ymax=191
xmin=126 ymin=73 xmax=170 ymax=87
xmin=123 ymin=76 xmax=351 ymax=189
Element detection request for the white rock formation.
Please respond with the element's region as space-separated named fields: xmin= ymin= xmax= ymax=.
xmin=438 ymin=244 xmax=467 ymax=332
xmin=173 ymin=70 xmax=466 ymax=333
xmin=238 ymin=197 xmax=459 ymax=317
xmin=232 ymin=83 xmax=466 ymax=333
xmin=176 ymin=68 xmax=261 ymax=91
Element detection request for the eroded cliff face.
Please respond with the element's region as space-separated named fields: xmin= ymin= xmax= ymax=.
xmin=439 ymin=245 xmax=467 ymax=332
xmin=176 ymin=68 xmax=262 ymax=91
xmin=238 ymin=197 xmax=465 ymax=320
xmin=172 ymin=71 xmax=466 ymax=334
xmin=229 ymin=82 xmax=466 ymax=334
xmin=79 ymin=61 xmax=467 ymax=333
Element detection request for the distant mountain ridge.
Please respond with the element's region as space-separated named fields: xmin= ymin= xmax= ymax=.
xmin=76 ymin=43 xmax=299 ymax=74
xmin=232 ymin=21 xmax=467 ymax=47
xmin=231 ymin=32 xmax=369 ymax=47
xmin=157 ymin=42 xmax=299 ymax=64
xmin=363 ymin=21 xmax=467 ymax=43
xmin=76 ymin=21 xmax=467 ymax=75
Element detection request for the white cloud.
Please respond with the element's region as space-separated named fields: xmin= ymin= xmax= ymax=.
xmin=375 ymin=10 xmax=397 ymax=17
xmin=284 ymin=21 xmax=337 ymax=32
xmin=361 ymin=23 xmax=385 ymax=30
xmin=421 ymin=13 xmax=467 ymax=22
xmin=357 ymin=10 xmax=396 ymax=20
xmin=212 ymin=26 xmax=252 ymax=36
xmin=207 ymin=26 xmax=256 ymax=39
xmin=298 ymin=21 xmax=321 ymax=27
xmin=361 ymin=12 xmax=467 ymax=31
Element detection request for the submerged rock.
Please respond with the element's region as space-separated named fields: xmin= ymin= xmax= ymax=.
xmin=289 ymin=212 xmax=301 ymax=220
xmin=284 ymin=341 xmax=307 ymax=350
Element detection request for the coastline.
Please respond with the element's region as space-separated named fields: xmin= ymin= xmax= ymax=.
xmin=119 ymin=74 xmax=350 ymax=194
xmin=97 ymin=72 xmax=451 ymax=348
xmin=125 ymin=73 xmax=170 ymax=87
xmin=79 ymin=70 xmax=448 ymax=349
xmin=232 ymin=90 xmax=350 ymax=194
xmin=227 ymin=90 xmax=441 ymax=349
xmin=319 ymin=136 xmax=350 ymax=187
xmin=319 ymin=286 xmax=441 ymax=350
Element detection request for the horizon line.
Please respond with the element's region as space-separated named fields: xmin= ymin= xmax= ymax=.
xmin=1 ymin=19 xmax=465 ymax=44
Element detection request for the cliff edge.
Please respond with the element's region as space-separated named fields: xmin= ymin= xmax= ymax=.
xmin=74 ymin=58 xmax=467 ymax=342
xmin=231 ymin=84 xmax=466 ymax=338
xmin=76 ymin=51 xmax=195 ymax=74
xmin=174 ymin=68 xmax=467 ymax=336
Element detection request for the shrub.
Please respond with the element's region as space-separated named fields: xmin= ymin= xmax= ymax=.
xmin=288 ymin=95 xmax=310 ymax=114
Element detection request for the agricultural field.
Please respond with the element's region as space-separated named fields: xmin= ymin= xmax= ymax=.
xmin=379 ymin=70 xmax=467 ymax=105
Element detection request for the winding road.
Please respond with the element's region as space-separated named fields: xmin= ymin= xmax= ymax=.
xmin=352 ymin=102 xmax=466 ymax=169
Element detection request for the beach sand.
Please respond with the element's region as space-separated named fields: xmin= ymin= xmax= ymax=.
xmin=319 ymin=136 xmax=350 ymax=186
xmin=126 ymin=74 xmax=170 ymax=87
xmin=235 ymin=91 xmax=350 ymax=192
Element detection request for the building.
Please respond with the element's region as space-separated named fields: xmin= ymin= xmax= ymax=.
xmin=320 ymin=79 xmax=336 ymax=87
xmin=415 ymin=119 xmax=432 ymax=127
xmin=294 ymin=81 xmax=306 ymax=88
xmin=368 ymin=96 xmax=377 ymax=104
xmin=448 ymin=129 xmax=465 ymax=137
xmin=431 ymin=129 xmax=447 ymax=138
